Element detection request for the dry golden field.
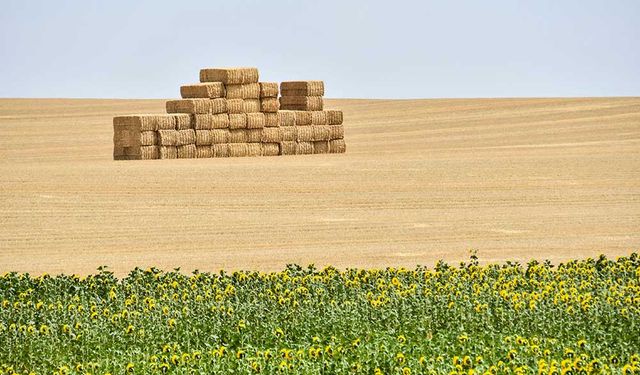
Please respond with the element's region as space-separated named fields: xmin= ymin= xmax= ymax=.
xmin=0 ymin=97 xmax=638 ymax=276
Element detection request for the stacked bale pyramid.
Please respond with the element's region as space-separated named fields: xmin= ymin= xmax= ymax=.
xmin=113 ymin=67 xmax=345 ymax=160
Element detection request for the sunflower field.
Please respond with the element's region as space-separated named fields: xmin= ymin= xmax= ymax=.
xmin=1 ymin=253 xmax=639 ymax=374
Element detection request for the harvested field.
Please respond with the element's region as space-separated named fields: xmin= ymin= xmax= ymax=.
xmin=0 ymin=97 xmax=638 ymax=276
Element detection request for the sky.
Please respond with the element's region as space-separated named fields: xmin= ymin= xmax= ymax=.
xmin=0 ymin=0 xmax=638 ymax=99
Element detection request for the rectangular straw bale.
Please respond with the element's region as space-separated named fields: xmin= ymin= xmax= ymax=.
xmin=279 ymin=96 xmax=323 ymax=111
xmin=296 ymin=126 xmax=314 ymax=142
xmin=296 ymin=141 xmax=314 ymax=155
xmin=311 ymin=111 xmax=328 ymax=125
xmin=211 ymin=113 xmax=230 ymax=129
xmin=166 ymin=99 xmax=211 ymax=114
xmin=279 ymin=141 xmax=297 ymax=155
xmin=313 ymin=141 xmax=329 ymax=154
xmin=225 ymin=83 xmax=260 ymax=99
xmin=311 ymin=125 xmax=330 ymax=141
xmin=176 ymin=129 xmax=196 ymax=146
xmin=329 ymin=139 xmax=346 ymax=153
xmin=173 ymin=114 xmax=192 ymax=130
xmin=260 ymin=98 xmax=279 ymax=113
xmin=140 ymin=145 xmax=160 ymax=160
xmin=113 ymin=124 xmax=140 ymax=147
xmin=243 ymin=99 xmax=261 ymax=113
xmin=159 ymin=146 xmax=178 ymax=159
xmin=247 ymin=143 xmax=261 ymax=157
xmin=140 ymin=131 xmax=158 ymax=146
xmin=261 ymin=127 xmax=281 ymax=142
xmin=199 ymin=67 xmax=259 ymax=84
xmin=211 ymin=129 xmax=230 ymax=144
xmin=229 ymin=113 xmax=247 ymax=129
xmin=278 ymin=111 xmax=296 ymax=126
xmin=328 ymin=125 xmax=344 ymax=140
xmin=262 ymin=143 xmax=280 ymax=156
xmin=180 ymin=83 xmax=225 ymax=99
xmin=113 ymin=114 xmax=175 ymax=132
xmin=264 ymin=113 xmax=279 ymax=127
xmin=227 ymin=99 xmax=244 ymax=114
xmin=228 ymin=129 xmax=248 ymax=143
xmin=326 ymin=110 xmax=343 ymax=125
xmin=192 ymin=114 xmax=212 ymax=130
xmin=259 ymin=82 xmax=279 ymax=98
xmin=210 ymin=98 xmax=228 ymax=114
xmin=196 ymin=145 xmax=213 ymax=158
xmin=113 ymin=145 xmax=145 ymax=160
xmin=195 ymin=130 xmax=213 ymax=146
xmin=212 ymin=144 xmax=230 ymax=158
xmin=294 ymin=111 xmax=312 ymax=126
xmin=158 ymin=130 xmax=178 ymax=146
xmin=246 ymin=129 xmax=262 ymax=143
xmin=246 ymin=113 xmax=265 ymax=129
xmin=280 ymin=81 xmax=324 ymax=96
xmin=228 ymin=143 xmax=249 ymax=157
xmin=177 ymin=144 xmax=196 ymax=159
xmin=280 ymin=126 xmax=297 ymax=141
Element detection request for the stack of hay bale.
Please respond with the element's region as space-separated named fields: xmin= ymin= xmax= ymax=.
xmin=113 ymin=67 xmax=345 ymax=160
xmin=279 ymin=80 xmax=345 ymax=155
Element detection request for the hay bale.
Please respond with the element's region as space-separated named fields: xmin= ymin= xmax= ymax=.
xmin=262 ymin=143 xmax=280 ymax=156
xmin=259 ymin=82 xmax=279 ymax=98
xmin=166 ymin=99 xmax=211 ymax=114
xmin=199 ymin=67 xmax=259 ymax=84
xmin=311 ymin=125 xmax=330 ymax=141
xmin=140 ymin=131 xmax=158 ymax=146
xmin=311 ymin=111 xmax=328 ymax=125
xmin=212 ymin=144 xmax=230 ymax=158
xmin=113 ymin=114 xmax=175 ymax=132
xmin=280 ymin=81 xmax=324 ymax=96
xmin=159 ymin=146 xmax=178 ymax=159
xmin=113 ymin=146 xmax=137 ymax=160
xmin=225 ymin=83 xmax=260 ymax=99
xmin=329 ymin=139 xmax=346 ymax=153
xmin=312 ymin=141 xmax=329 ymax=154
xmin=177 ymin=144 xmax=197 ymax=159
xmin=211 ymin=129 xmax=229 ymax=144
xmin=195 ymin=130 xmax=212 ymax=146
xmin=196 ymin=146 xmax=213 ymax=158
xmin=296 ymin=141 xmax=314 ymax=155
xmin=296 ymin=126 xmax=314 ymax=142
xmin=228 ymin=143 xmax=249 ymax=157
xmin=280 ymin=96 xmax=323 ymax=111
xmin=158 ymin=130 xmax=178 ymax=146
xmin=227 ymin=99 xmax=243 ymax=114
xmin=211 ymin=113 xmax=230 ymax=129
xmin=228 ymin=129 xmax=248 ymax=143
xmin=328 ymin=125 xmax=344 ymax=140
xmin=294 ymin=111 xmax=312 ymax=126
xmin=172 ymin=114 xmax=191 ymax=130
xmin=246 ymin=129 xmax=262 ymax=143
xmin=280 ymin=126 xmax=297 ymax=141
xmin=261 ymin=127 xmax=282 ymax=143
xmin=247 ymin=143 xmax=262 ymax=157
xmin=246 ymin=113 xmax=265 ymax=129
xmin=264 ymin=113 xmax=279 ymax=127
xmin=278 ymin=111 xmax=296 ymax=126
xmin=326 ymin=110 xmax=343 ymax=125
xmin=279 ymin=141 xmax=297 ymax=155
xmin=113 ymin=123 xmax=140 ymax=148
xmin=140 ymin=146 xmax=160 ymax=160
xmin=180 ymin=83 xmax=225 ymax=99
xmin=176 ymin=129 xmax=196 ymax=146
xmin=210 ymin=98 xmax=228 ymax=114
xmin=260 ymin=98 xmax=280 ymax=113
xmin=192 ymin=114 xmax=211 ymax=130
xmin=243 ymin=99 xmax=261 ymax=113
xmin=229 ymin=113 xmax=247 ymax=129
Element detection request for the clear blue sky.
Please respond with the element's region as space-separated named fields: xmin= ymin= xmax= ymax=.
xmin=1 ymin=0 xmax=638 ymax=99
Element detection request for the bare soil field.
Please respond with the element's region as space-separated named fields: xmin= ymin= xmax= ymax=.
xmin=0 ymin=97 xmax=638 ymax=276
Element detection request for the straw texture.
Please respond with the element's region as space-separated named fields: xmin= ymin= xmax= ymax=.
xmin=212 ymin=144 xmax=230 ymax=158
xmin=228 ymin=129 xmax=248 ymax=143
xmin=326 ymin=110 xmax=343 ymax=125
xmin=166 ymin=99 xmax=211 ymax=114
xmin=328 ymin=125 xmax=344 ymax=140
xmin=176 ymin=129 xmax=196 ymax=146
xmin=113 ymin=115 xmax=174 ymax=132
xmin=196 ymin=146 xmax=213 ymax=158
xmin=296 ymin=126 xmax=314 ymax=142
xmin=278 ymin=111 xmax=296 ymax=126
xmin=229 ymin=113 xmax=247 ymax=129
xmin=310 ymin=111 xmax=328 ymax=125
xmin=177 ymin=144 xmax=197 ymax=159
xmin=158 ymin=130 xmax=178 ymax=146
xmin=211 ymin=129 xmax=229 ymax=144
xmin=247 ymin=143 xmax=262 ymax=157
xmin=329 ymin=139 xmax=346 ymax=153
xmin=296 ymin=141 xmax=314 ymax=155
xmin=180 ymin=83 xmax=225 ymax=99
xmin=199 ymin=67 xmax=259 ymax=84
xmin=261 ymin=143 xmax=280 ymax=156
xmin=280 ymin=126 xmax=297 ymax=142
xmin=313 ymin=141 xmax=329 ymax=154
xmin=280 ymin=81 xmax=324 ymax=96
xmin=243 ymin=99 xmax=261 ymax=113
xmin=279 ymin=96 xmax=323 ymax=111
xmin=195 ymin=130 xmax=213 ymax=146
xmin=311 ymin=125 xmax=330 ymax=141
xmin=140 ymin=131 xmax=158 ymax=146
xmin=228 ymin=143 xmax=249 ymax=157
xmin=261 ymin=127 xmax=281 ymax=143
xmin=279 ymin=141 xmax=297 ymax=155
xmin=159 ymin=146 xmax=178 ymax=159
xmin=294 ymin=111 xmax=312 ymax=126
xmin=246 ymin=129 xmax=262 ymax=143
xmin=246 ymin=113 xmax=265 ymax=129
xmin=264 ymin=113 xmax=279 ymax=127
xmin=260 ymin=98 xmax=280 ymax=113
xmin=225 ymin=83 xmax=260 ymax=99
xmin=259 ymin=82 xmax=279 ymax=98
